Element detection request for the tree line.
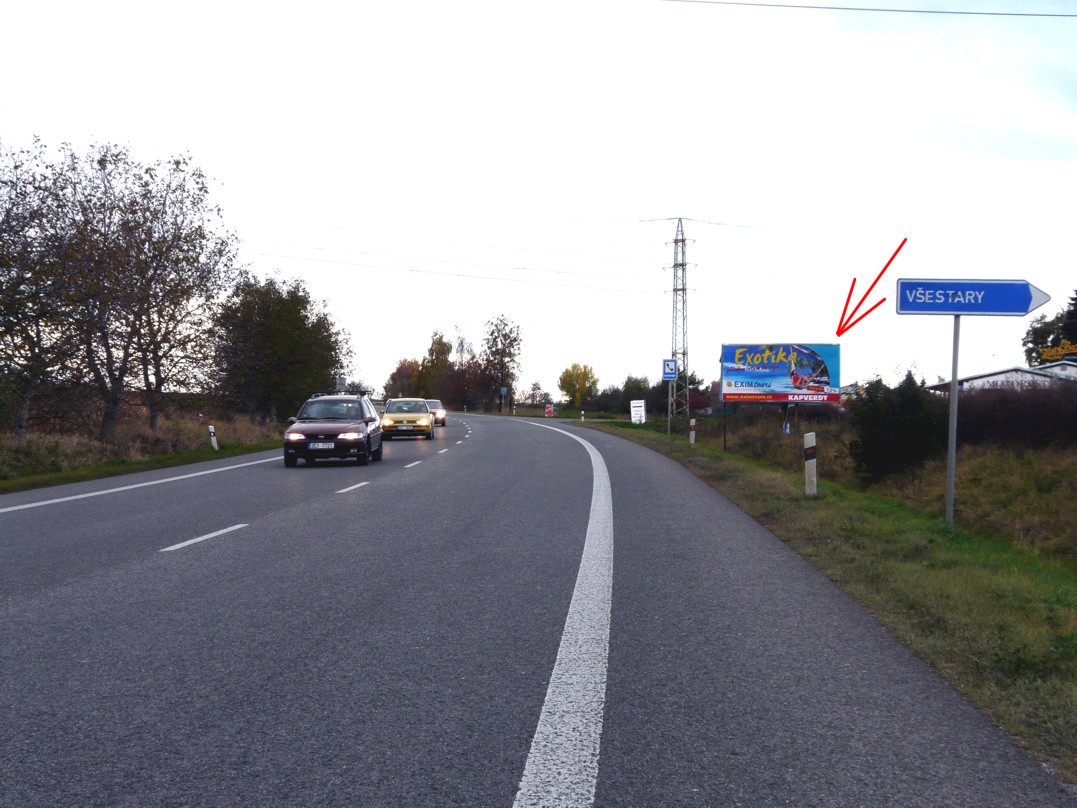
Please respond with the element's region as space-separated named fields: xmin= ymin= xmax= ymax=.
xmin=1 ymin=140 xmax=350 ymax=441
xmin=382 ymin=317 xmax=524 ymax=412
xmin=557 ymin=362 xmax=710 ymax=415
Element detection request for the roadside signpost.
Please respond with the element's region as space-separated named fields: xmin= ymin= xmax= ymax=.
xmin=896 ymin=278 xmax=1051 ymax=527
xmin=663 ymin=359 xmax=678 ymax=435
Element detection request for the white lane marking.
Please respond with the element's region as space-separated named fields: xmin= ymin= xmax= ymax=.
xmin=513 ymin=423 xmax=613 ymax=808
xmin=160 ymin=523 xmax=248 ymax=552
xmin=456 ymin=441 xmax=463 ymax=445
xmin=0 ymin=456 xmax=279 ymax=513
xmin=405 ymin=461 xmax=423 ymax=468
xmin=336 ymin=481 xmax=371 ymax=494
xmin=438 ymin=449 xmax=449 ymax=454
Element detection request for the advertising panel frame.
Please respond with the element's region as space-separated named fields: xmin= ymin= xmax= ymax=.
xmin=719 ymin=343 xmax=841 ymax=403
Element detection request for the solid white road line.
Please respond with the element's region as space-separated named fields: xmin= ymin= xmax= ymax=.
xmin=405 ymin=461 xmax=423 ymax=468
xmin=0 ymin=457 xmax=280 ymax=513
xmin=160 ymin=523 xmax=249 ymax=552
xmin=513 ymin=423 xmax=613 ymax=808
xmin=336 ymin=481 xmax=371 ymax=494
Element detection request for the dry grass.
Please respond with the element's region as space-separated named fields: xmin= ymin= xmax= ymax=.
xmin=686 ymin=413 xmax=1077 ymax=560
xmin=870 ymin=444 xmax=1077 ymax=557
xmin=0 ymin=416 xmax=281 ymax=483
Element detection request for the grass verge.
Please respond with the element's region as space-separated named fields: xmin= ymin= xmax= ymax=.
xmin=0 ymin=440 xmax=281 ymax=496
xmin=584 ymin=422 xmax=1076 ymax=787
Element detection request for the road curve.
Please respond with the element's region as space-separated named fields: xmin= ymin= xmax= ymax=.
xmin=1 ymin=414 xmax=1071 ymax=806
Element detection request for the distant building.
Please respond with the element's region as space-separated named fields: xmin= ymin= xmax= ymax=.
xmin=926 ymin=360 xmax=1077 ymax=393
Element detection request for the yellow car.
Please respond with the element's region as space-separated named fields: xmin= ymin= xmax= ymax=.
xmin=380 ymin=398 xmax=435 ymax=440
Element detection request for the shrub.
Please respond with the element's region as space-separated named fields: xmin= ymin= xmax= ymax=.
xmin=959 ymin=385 xmax=1077 ymax=448
xmin=845 ymin=372 xmax=948 ymax=484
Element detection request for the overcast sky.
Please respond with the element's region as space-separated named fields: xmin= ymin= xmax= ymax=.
xmin=4 ymin=0 xmax=1075 ymax=399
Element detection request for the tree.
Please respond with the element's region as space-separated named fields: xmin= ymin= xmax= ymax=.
xmin=385 ymin=359 xmax=420 ymax=398
xmin=0 ymin=140 xmax=82 ymax=440
xmin=558 ymin=363 xmax=598 ymax=409
xmin=620 ymin=375 xmax=651 ymax=413
xmin=415 ymin=331 xmax=453 ymax=398
xmin=450 ymin=351 xmax=484 ymax=412
xmin=1023 ymin=291 xmax=1076 ymax=365
xmin=56 ymin=143 xmax=147 ymax=442
xmin=126 ymin=155 xmax=239 ymax=430
xmin=1063 ymin=290 xmax=1077 ymax=343
xmin=844 ymin=371 xmax=948 ymax=484
xmin=2 ymin=141 xmax=241 ymax=441
xmin=213 ymin=273 xmax=351 ymax=421
xmin=522 ymin=381 xmax=552 ymax=406
xmin=480 ymin=314 xmax=521 ymax=411
xmin=589 ymin=384 xmax=621 ymax=413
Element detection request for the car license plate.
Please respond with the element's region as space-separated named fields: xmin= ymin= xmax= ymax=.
xmin=308 ymin=442 xmax=334 ymax=449
xmin=398 ymin=425 xmax=413 ymax=430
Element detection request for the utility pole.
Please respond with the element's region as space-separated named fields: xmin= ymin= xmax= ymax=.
xmin=670 ymin=218 xmax=690 ymax=419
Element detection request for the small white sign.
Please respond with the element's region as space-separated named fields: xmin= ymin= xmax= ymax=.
xmin=630 ymin=400 xmax=646 ymax=424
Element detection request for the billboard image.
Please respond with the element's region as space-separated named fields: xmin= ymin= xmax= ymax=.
xmin=720 ymin=344 xmax=841 ymax=403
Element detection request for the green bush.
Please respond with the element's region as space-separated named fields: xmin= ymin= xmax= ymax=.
xmin=845 ymin=372 xmax=948 ymax=484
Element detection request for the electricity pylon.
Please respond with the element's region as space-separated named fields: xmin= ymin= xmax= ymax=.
xmin=670 ymin=217 xmax=690 ymax=419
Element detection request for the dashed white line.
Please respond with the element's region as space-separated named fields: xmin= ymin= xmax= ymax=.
xmin=336 ymin=481 xmax=371 ymax=494
xmin=438 ymin=449 xmax=449 ymax=454
xmin=405 ymin=461 xmax=423 ymax=468
xmin=160 ymin=523 xmax=249 ymax=552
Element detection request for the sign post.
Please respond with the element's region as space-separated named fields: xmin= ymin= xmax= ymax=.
xmin=896 ymin=278 xmax=1050 ymax=527
xmin=662 ymin=359 xmax=678 ymax=435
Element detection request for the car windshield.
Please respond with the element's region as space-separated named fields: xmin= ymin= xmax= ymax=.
xmin=386 ymin=400 xmax=428 ymax=414
xmin=298 ymin=401 xmax=362 ymax=420
xmin=426 ymin=400 xmax=443 ymax=409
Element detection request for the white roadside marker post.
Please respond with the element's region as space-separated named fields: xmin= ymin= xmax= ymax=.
xmin=208 ymin=424 xmax=218 ymax=451
xmin=804 ymin=431 xmax=817 ymax=497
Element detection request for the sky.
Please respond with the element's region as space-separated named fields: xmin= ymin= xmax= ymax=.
xmin=3 ymin=0 xmax=1075 ymax=399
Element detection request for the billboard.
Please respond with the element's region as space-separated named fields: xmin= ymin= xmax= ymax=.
xmin=720 ymin=344 xmax=841 ymax=403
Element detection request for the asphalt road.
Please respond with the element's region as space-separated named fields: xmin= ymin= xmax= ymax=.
xmin=1 ymin=416 xmax=1071 ymax=807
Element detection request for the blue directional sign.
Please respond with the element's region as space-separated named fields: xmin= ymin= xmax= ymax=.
xmin=896 ymin=278 xmax=1051 ymax=316
xmin=662 ymin=359 xmax=678 ymax=380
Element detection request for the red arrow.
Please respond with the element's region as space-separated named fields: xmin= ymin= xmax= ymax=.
xmin=836 ymin=237 xmax=908 ymax=337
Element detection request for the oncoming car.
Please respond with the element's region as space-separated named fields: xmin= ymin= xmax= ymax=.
xmin=283 ymin=393 xmax=383 ymax=467
xmin=426 ymin=399 xmax=447 ymax=426
xmin=380 ymin=397 xmax=435 ymax=440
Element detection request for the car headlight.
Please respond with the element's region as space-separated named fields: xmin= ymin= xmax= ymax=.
xmin=381 ymin=417 xmax=394 ymax=426
xmin=417 ymin=417 xmax=430 ymax=426
xmin=287 ymin=432 xmax=306 ymax=441
xmin=337 ymin=432 xmax=362 ymax=440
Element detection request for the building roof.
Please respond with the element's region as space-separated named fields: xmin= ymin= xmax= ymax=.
xmin=926 ymin=361 xmax=1077 ymax=392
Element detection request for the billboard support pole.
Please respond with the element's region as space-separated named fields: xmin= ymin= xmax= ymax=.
xmin=946 ymin=315 xmax=961 ymax=529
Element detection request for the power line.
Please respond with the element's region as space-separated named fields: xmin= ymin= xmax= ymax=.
xmin=246 ymin=243 xmax=655 ymax=279
xmin=242 ymin=251 xmax=654 ymax=294
xmin=658 ymin=0 xmax=1077 ymax=16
